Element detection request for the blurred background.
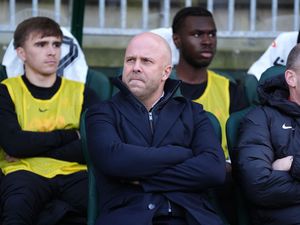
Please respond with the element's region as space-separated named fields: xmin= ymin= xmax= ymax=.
xmin=0 ymin=0 xmax=299 ymax=76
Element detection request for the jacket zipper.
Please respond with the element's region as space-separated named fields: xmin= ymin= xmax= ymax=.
xmin=148 ymin=111 xmax=153 ymax=134
xmin=167 ymin=200 xmax=172 ymax=214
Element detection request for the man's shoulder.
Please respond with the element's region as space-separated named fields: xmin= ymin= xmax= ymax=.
xmin=86 ymin=100 xmax=110 ymax=118
xmin=1 ymin=76 xmax=24 ymax=94
xmin=172 ymin=95 xmax=204 ymax=112
xmin=208 ymin=70 xmax=235 ymax=84
xmin=244 ymin=105 xmax=278 ymax=123
xmin=61 ymin=78 xmax=85 ymax=96
xmin=1 ymin=75 xmax=21 ymax=84
xmin=62 ymin=77 xmax=84 ymax=87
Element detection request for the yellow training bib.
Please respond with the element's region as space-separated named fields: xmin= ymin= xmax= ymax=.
xmin=0 ymin=76 xmax=87 ymax=177
xmin=193 ymin=70 xmax=230 ymax=159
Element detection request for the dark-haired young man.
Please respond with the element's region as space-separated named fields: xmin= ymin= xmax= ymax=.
xmin=0 ymin=17 xmax=97 ymax=224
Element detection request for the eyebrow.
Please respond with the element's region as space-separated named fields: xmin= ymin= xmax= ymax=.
xmin=192 ymin=28 xmax=217 ymax=32
xmin=34 ymin=40 xmax=62 ymax=45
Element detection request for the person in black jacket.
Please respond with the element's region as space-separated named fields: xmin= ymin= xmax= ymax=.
xmin=172 ymin=7 xmax=248 ymax=224
xmin=0 ymin=17 xmax=98 ymax=225
xmin=86 ymin=32 xmax=226 ymax=225
xmin=236 ymin=43 xmax=300 ymax=225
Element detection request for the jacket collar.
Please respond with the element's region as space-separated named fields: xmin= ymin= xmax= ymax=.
xmin=112 ymin=76 xmax=182 ymax=110
xmin=111 ymin=76 xmax=186 ymax=146
xmin=258 ymin=74 xmax=300 ymax=116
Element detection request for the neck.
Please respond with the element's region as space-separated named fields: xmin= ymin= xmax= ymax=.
xmin=289 ymin=92 xmax=300 ymax=106
xmin=140 ymin=90 xmax=164 ymax=112
xmin=25 ymin=72 xmax=57 ymax=88
xmin=176 ymin=62 xmax=208 ymax=84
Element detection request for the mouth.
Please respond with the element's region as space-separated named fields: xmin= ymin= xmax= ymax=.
xmin=129 ymin=78 xmax=143 ymax=83
xmin=200 ymin=51 xmax=214 ymax=59
xmin=45 ymin=61 xmax=58 ymax=65
xmin=129 ymin=75 xmax=144 ymax=81
xmin=128 ymin=77 xmax=145 ymax=87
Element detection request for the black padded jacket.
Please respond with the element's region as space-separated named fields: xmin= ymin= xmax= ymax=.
xmin=236 ymin=74 xmax=300 ymax=225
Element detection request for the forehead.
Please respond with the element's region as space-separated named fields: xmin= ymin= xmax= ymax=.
xmin=126 ymin=36 xmax=162 ymax=58
xmin=27 ymin=32 xmax=62 ymax=42
xmin=182 ymin=16 xmax=216 ymax=31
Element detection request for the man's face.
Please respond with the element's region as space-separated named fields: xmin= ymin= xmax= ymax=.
xmin=122 ymin=34 xmax=170 ymax=102
xmin=16 ymin=32 xmax=62 ymax=77
xmin=174 ymin=16 xmax=217 ymax=68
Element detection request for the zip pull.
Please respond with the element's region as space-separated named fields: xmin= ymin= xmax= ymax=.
xmin=149 ymin=111 xmax=153 ymax=133
xmin=167 ymin=200 xmax=172 ymax=214
xmin=149 ymin=111 xmax=153 ymax=121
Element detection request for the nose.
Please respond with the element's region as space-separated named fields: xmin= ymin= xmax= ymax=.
xmin=132 ymin=60 xmax=142 ymax=73
xmin=201 ymin=34 xmax=213 ymax=45
xmin=47 ymin=45 xmax=57 ymax=55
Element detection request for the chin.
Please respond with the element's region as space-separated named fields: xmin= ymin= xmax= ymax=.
xmin=41 ymin=72 xmax=56 ymax=77
xmin=192 ymin=62 xmax=211 ymax=68
xmin=130 ymin=88 xmax=144 ymax=97
xmin=188 ymin=58 xmax=212 ymax=68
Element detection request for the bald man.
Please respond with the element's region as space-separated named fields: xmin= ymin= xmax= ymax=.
xmin=86 ymin=32 xmax=226 ymax=225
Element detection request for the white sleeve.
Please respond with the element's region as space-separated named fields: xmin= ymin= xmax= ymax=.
xmin=247 ymin=31 xmax=298 ymax=80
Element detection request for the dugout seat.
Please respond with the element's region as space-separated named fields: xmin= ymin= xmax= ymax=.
xmin=226 ymin=107 xmax=254 ymax=225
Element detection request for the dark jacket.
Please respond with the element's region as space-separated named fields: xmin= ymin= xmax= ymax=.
xmin=86 ymin=77 xmax=226 ymax=225
xmin=237 ymin=74 xmax=300 ymax=225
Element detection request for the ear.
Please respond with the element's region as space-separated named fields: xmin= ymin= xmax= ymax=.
xmin=285 ymin=69 xmax=296 ymax=87
xmin=16 ymin=47 xmax=26 ymax=62
xmin=172 ymin=33 xmax=180 ymax=49
xmin=162 ymin=65 xmax=172 ymax=81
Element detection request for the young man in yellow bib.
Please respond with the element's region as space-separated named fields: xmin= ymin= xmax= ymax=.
xmin=0 ymin=17 xmax=98 ymax=225
xmin=172 ymin=7 xmax=248 ymax=225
